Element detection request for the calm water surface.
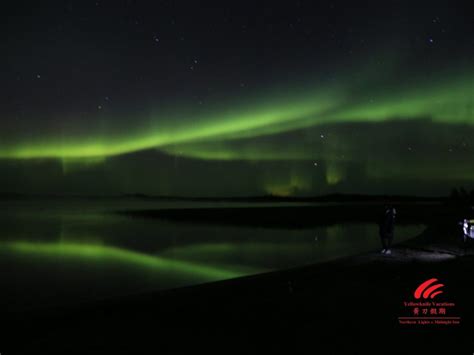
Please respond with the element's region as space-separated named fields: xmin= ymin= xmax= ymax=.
xmin=0 ymin=199 xmax=425 ymax=310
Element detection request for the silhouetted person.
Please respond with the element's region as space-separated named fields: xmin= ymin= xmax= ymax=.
xmin=379 ymin=205 xmax=396 ymax=254
xmin=462 ymin=219 xmax=473 ymax=243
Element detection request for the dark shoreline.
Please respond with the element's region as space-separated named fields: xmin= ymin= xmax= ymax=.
xmin=2 ymin=198 xmax=473 ymax=354
xmin=3 ymin=213 xmax=474 ymax=354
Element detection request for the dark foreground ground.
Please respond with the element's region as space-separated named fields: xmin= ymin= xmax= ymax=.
xmin=3 ymin=202 xmax=474 ymax=354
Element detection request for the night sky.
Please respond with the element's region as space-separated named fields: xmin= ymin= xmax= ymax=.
xmin=1 ymin=0 xmax=474 ymax=196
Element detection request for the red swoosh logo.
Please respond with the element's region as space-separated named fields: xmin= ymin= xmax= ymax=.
xmin=414 ymin=278 xmax=444 ymax=299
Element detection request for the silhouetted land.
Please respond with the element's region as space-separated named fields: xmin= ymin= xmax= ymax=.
xmin=117 ymin=201 xmax=468 ymax=228
xmin=0 ymin=192 xmax=447 ymax=202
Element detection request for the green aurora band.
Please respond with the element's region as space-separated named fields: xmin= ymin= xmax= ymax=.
xmin=1 ymin=68 xmax=473 ymax=161
xmin=1 ymin=241 xmax=248 ymax=280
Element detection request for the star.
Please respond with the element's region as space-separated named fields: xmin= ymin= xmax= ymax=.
xmin=36 ymin=74 xmax=41 ymax=79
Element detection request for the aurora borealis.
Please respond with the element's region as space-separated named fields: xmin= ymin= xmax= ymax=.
xmin=3 ymin=3 xmax=474 ymax=352
xmin=2 ymin=1 xmax=474 ymax=196
xmin=1 ymin=68 xmax=474 ymax=160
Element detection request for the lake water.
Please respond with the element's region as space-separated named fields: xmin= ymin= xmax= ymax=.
xmin=0 ymin=199 xmax=425 ymax=311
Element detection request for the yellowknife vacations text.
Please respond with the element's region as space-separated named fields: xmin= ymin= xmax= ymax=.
xmin=404 ymin=301 xmax=455 ymax=307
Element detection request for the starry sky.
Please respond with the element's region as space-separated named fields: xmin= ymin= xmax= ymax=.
xmin=1 ymin=0 xmax=474 ymax=196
